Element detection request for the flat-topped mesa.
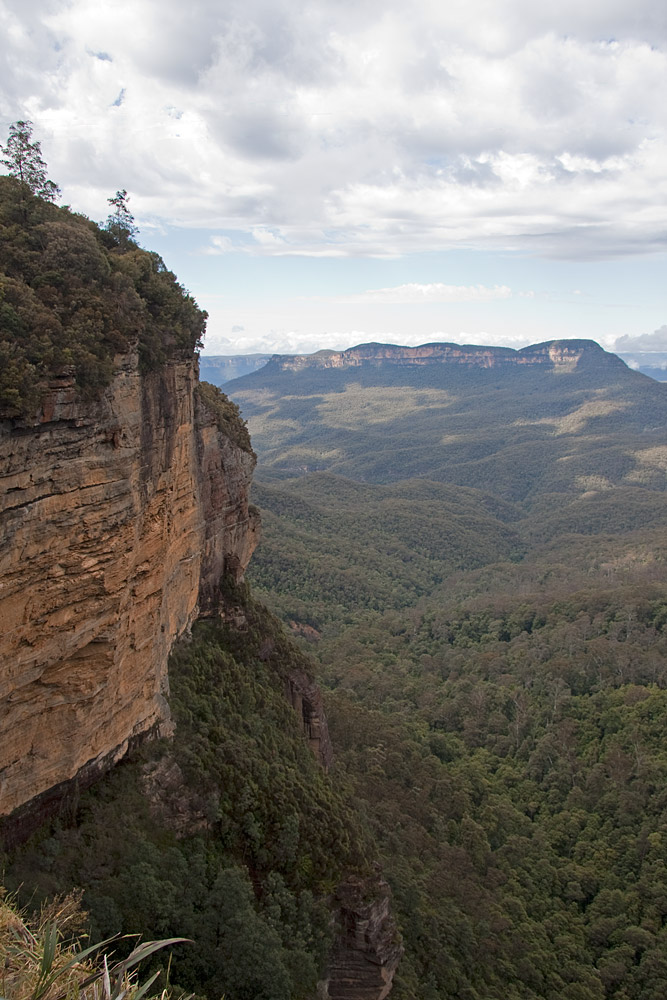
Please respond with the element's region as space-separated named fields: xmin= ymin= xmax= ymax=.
xmin=0 ymin=354 xmax=259 ymax=834
xmin=267 ymin=339 xmax=624 ymax=373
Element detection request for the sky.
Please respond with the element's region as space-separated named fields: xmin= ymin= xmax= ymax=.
xmin=1 ymin=0 xmax=666 ymax=357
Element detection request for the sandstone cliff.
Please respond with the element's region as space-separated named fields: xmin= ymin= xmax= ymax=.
xmin=266 ymin=339 xmax=627 ymax=374
xmin=0 ymin=352 xmax=258 ymax=829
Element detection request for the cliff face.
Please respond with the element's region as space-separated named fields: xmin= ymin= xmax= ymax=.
xmin=326 ymin=876 xmax=403 ymax=1000
xmin=0 ymin=353 xmax=258 ymax=826
xmin=284 ymin=668 xmax=334 ymax=770
xmin=268 ymin=339 xmax=626 ymax=374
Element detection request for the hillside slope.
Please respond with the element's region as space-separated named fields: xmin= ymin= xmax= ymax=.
xmin=4 ymin=585 xmax=402 ymax=1000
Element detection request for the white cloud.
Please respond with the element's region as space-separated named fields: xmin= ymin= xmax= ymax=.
xmin=1 ymin=0 xmax=666 ymax=260
xmin=206 ymin=327 xmax=362 ymax=357
xmin=202 ymin=235 xmax=234 ymax=254
xmin=614 ymin=325 xmax=667 ymax=352
xmin=326 ymin=283 xmax=513 ymax=304
xmin=251 ymin=226 xmax=288 ymax=247
xmin=204 ymin=324 xmax=539 ymax=356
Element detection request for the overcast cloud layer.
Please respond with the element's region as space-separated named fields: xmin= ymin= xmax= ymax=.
xmin=2 ymin=0 xmax=666 ymax=356
xmin=1 ymin=0 xmax=666 ymax=261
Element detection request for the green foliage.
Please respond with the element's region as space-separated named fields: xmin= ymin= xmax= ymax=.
xmin=248 ymin=473 xmax=520 ymax=629
xmin=316 ymin=565 xmax=667 ymax=1000
xmin=104 ymin=189 xmax=139 ymax=248
xmin=3 ymin=597 xmax=366 ymax=1000
xmin=111 ymin=250 xmax=206 ymax=372
xmin=1 ymin=121 xmax=60 ymax=210
xmin=0 ymin=891 xmax=185 ymax=1000
xmin=0 ymin=176 xmax=206 ymax=417
xmin=197 ymin=381 xmax=254 ymax=454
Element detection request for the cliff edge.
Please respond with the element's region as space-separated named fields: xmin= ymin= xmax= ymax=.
xmin=0 ymin=352 xmax=259 ymax=828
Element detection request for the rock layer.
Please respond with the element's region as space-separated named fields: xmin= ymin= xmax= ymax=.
xmin=268 ymin=339 xmax=626 ymax=374
xmin=326 ymin=875 xmax=403 ymax=1000
xmin=0 ymin=354 xmax=258 ymax=823
xmin=285 ymin=668 xmax=334 ymax=770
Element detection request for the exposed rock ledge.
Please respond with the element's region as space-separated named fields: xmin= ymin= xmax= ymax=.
xmin=267 ymin=339 xmax=625 ymax=374
xmin=0 ymin=353 xmax=259 ymax=830
xmin=325 ymin=875 xmax=403 ymax=1000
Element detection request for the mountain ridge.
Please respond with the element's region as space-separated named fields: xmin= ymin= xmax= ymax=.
xmin=225 ymin=338 xmax=667 ymax=503
xmin=260 ymin=339 xmax=627 ymax=375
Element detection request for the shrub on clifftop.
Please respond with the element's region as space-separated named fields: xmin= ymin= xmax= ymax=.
xmin=197 ymin=380 xmax=254 ymax=455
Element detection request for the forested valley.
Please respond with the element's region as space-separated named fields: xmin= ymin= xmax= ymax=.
xmin=225 ymin=346 xmax=667 ymax=999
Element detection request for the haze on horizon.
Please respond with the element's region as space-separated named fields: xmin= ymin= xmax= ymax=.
xmin=1 ymin=0 xmax=665 ymax=357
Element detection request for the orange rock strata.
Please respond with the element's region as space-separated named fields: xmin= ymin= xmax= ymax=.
xmin=0 ymin=354 xmax=258 ymax=822
xmin=270 ymin=339 xmax=618 ymax=373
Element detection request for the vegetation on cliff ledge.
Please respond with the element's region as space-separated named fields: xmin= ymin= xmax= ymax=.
xmin=197 ymin=380 xmax=254 ymax=455
xmin=0 ymin=175 xmax=207 ymax=419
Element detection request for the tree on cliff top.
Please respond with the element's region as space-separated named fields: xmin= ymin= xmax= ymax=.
xmin=1 ymin=121 xmax=61 ymax=218
xmin=104 ymin=189 xmax=139 ymax=248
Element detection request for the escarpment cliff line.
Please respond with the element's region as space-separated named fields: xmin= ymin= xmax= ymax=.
xmin=0 ymin=353 xmax=258 ymax=825
xmin=267 ymin=338 xmax=627 ymax=374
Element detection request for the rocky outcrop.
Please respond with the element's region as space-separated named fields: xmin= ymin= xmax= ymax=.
xmin=195 ymin=391 xmax=260 ymax=614
xmin=325 ymin=875 xmax=403 ymax=1000
xmin=0 ymin=353 xmax=258 ymax=828
xmin=141 ymin=755 xmax=212 ymax=837
xmin=285 ymin=668 xmax=334 ymax=770
xmin=252 ymin=626 xmax=335 ymax=769
xmin=267 ymin=339 xmax=626 ymax=374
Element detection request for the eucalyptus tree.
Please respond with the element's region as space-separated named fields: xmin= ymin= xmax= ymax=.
xmin=1 ymin=120 xmax=60 ymax=219
xmin=104 ymin=189 xmax=139 ymax=247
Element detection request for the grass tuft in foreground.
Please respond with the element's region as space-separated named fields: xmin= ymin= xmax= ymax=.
xmin=0 ymin=889 xmax=188 ymax=1000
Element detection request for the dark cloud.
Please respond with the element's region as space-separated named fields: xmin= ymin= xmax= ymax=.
xmin=223 ymin=108 xmax=305 ymax=161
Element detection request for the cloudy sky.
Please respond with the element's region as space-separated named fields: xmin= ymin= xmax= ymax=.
xmin=1 ymin=0 xmax=666 ymax=356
